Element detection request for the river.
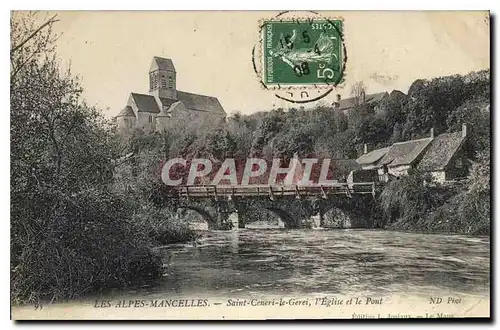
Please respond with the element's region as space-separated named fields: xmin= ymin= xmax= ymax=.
xmin=12 ymin=228 xmax=490 ymax=319
xmin=121 ymin=228 xmax=490 ymax=300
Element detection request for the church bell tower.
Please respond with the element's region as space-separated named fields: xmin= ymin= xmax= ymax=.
xmin=149 ymin=56 xmax=177 ymax=100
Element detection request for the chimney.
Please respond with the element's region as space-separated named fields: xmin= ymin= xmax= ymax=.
xmin=462 ymin=123 xmax=468 ymax=138
xmin=430 ymin=128 xmax=434 ymax=139
xmin=364 ymin=144 xmax=368 ymax=154
xmin=333 ymin=94 xmax=341 ymax=109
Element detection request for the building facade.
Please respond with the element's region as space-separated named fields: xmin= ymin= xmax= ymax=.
xmin=116 ymin=56 xmax=226 ymax=132
xmin=356 ymin=125 xmax=470 ymax=183
xmin=332 ymin=91 xmax=389 ymax=116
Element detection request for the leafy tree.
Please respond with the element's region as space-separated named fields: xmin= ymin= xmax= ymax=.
xmin=273 ymin=126 xmax=315 ymax=159
xmin=205 ymin=128 xmax=237 ymax=160
xmin=446 ymin=97 xmax=490 ymax=159
xmin=251 ymin=110 xmax=286 ymax=156
xmin=11 ymin=12 xmax=164 ymax=304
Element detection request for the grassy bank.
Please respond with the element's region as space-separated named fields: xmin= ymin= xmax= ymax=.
xmin=132 ymin=205 xmax=200 ymax=245
xmin=379 ymin=165 xmax=490 ymax=235
xmin=11 ymin=185 xmax=198 ymax=305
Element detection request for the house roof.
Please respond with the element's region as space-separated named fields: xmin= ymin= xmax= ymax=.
xmin=130 ymin=93 xmax=160 ymax=113
xmin=330 ymin=159 xmax=362 ymax=177
xmin=294 ymin=158 xmax=360 ymax=180
xmin=150 ymin=56 xmax=176 ymax=72
xmin=336 ymin=92 xmax=389 ymax=111
xmin=160 ymin=91 xmax=226 ymax=115
xmin=116 ymin=105 xmax=135 ymax=118
xmin=379 ymin=138 xmax=433 ymax=167
xmin=366 ymin=92 xmax=389 ymax=104
xmin=418 ymin=132 xmax=466 ymax=171
xmin=356 ymin=147 xmax=390 ymax=165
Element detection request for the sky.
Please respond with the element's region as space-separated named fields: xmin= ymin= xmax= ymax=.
xmin=45 ymin=11 xmax=490 ymax=118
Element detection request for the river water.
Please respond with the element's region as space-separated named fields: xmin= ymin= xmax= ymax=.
xmin=12 ymin=228 xmax=490 ymax=319
xmin=122 ymin=229 xmax=490 ymax=300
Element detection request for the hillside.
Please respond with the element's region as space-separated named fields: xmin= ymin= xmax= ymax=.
xmin=124 ymin=69 xmax=490 ymax=235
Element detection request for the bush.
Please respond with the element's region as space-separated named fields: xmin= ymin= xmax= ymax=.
xmin=132 ymin=205 xmax=199 ymax=245
xmin=427 ymin=152 xmax=490 ymax=235
xmin=11 ymin=187 xmax=163 ymax=305
xmin=428 ymin=189 xmax=490 ymax=235
xmin=379 ymin=167 xmax=490 ymax=235
xmin=380 ymin=171 xmax=459 ymax=232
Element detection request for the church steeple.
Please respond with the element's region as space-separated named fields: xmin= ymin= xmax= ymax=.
xmin=149 ymin=56 xmax=177 ymax=100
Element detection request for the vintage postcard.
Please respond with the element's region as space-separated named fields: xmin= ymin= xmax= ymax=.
xmin=10 ymin=10 xmax=490 ymax=320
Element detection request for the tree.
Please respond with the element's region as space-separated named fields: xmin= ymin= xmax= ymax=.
xmin=11 ymin=12 xmax=163 ymax=304
xmin=205 ymin=128 xmax=237 ymax=160
xmin=10 ymin=12 xmax=59 ymax=82
xmin=350 ymin=81 xmax=367 ymax=106
xmin=446 ymin=97 xmax=490 ymax=159
xmin=250 ymin=110 xmax=286 ymax=156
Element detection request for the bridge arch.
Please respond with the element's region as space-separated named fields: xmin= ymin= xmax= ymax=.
xmin=176 ymin=205 xmax=218 ymax=229
xmin=235 ymin=199 xmax=304 ymax=229
xmin=319 ymin=195 xmax=377 ymax=228
xmin=321 ymin=207 xmax=353 ymax=228
xmin=265 ymin=207 xmax=296 ymax=228
xmin=237 ymin=205 xmax=289 ymax=228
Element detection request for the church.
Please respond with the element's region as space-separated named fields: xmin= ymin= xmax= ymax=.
xmin=116 ymin=56 xmax=226 ymax=132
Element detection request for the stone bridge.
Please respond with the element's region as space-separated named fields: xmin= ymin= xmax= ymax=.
xmin=165 ymin=183 xmax=381 ymax=230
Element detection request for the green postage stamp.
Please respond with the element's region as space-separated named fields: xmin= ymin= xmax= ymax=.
xmin=261 ymin=18 xmax=344 ymax=87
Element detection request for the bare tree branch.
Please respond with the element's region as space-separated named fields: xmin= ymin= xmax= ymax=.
xmin=11 ymin=14 xmax=59 ymax=54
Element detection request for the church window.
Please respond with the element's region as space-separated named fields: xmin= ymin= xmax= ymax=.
xmin=161 ymin=74 xmax=167 ymax=88
xmin=148 ymin=115 xmax=153 ymax=123
xmin=149 ymin=73 xmax=154 ymax=90
xmin=151 ymin=72 xmax=158 ymax=90
xmin=168 ymin=76 xmax=174 ymax=89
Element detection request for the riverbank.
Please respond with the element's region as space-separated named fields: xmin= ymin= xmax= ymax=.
xmin=378 ymin=168 xmax=490 ymax=236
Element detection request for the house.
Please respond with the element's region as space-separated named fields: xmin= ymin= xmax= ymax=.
xmin=356 ymin=144 xmax=390 ymax=170
xmin=355 ymin=133 xmax=434 ymax=179
xmin=116 ymin=56 xmax=226 ymax=132
xmin=377 ymin=136 xmax=433 ymax=177
xmin=354 ymin=125 xmax=470 ymax=183
xmin=417 ymin=124 xmax=469 ymax=182
xmin=333 ymin=91 xmax=389 ymax=116
xmin=330 ymin=159 xmax=362 ymax=181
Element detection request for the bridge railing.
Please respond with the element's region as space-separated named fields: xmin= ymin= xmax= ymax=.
xmin=169 ymin=182 xmax=378 ymax=199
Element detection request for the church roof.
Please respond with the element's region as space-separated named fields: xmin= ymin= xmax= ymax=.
xmin=116 ymin=105 xmax=136 ymax=117
xmin=150 ymin=56 xmax=176 ymax=72
xmin=158 ymin=97 xmax=179 ymax=109
xmin=379 ymin=138 xmax=433 ymax=167
xmin=156 ymin=101 xmax=185 ymax=118
xmin=160 ymin=91 xmax=226 ymax=115
xmin=418 ymin=132 xmax=466 ymax=171
xmin=130 ymin=93 xmax=160 ymax=113
xmin=156 ymin=107 xmax=171 ymax=118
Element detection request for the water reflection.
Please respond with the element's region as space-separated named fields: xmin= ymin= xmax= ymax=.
xmin=135 ymin=229 xmax=490 ymax=299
